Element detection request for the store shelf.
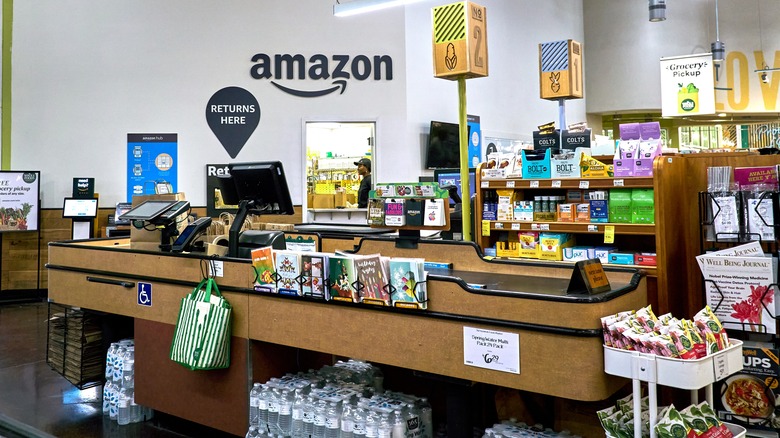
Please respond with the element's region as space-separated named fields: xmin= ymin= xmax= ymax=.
xmin=493 ymin=257 xmax=658 ymax=276
xmin=488 ymin=221 xmax=656 ymax=236
xmin=480 ymin=176 xmax=654 ymax=190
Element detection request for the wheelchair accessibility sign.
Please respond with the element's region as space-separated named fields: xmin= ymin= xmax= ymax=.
xmin=137 ymin=282 xmax=152 ymax=307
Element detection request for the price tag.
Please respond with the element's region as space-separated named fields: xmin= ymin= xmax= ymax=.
xmin=551 ymin=180 xmax=561 ymax=188
xmin=529 ymin=180 xmax=539 ymax=188
xmin=481 ymin=220 xmax=491 ymax=237
xmin=495 ymin=222 xmax=504 ymax=229
xmin=531 ymin=223 xmax=540 ymax=230
xmin=587 ymin=225 xmax=598 ymax=232
xmin=511 ymin=223 xmax=520 ymax=230
xmin=579 ymin=180 xmax=590 ymax=189
xmin=540 ymin=224 xmax=550 ymax=231
xmin=506 ymin=181 xmax=515 ymax=188
xmin=613 ymin=179 xmax=624 ymax=187
xmin=713 ymin=352 xmax=730 ymax=380
xmin=604 ymin=225 xmax=615 ymax=244
xmin=481 ymin=181 xmax=489 ymax=188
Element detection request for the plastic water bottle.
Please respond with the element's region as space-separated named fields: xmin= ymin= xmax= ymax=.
xmin=130 ymin=391 xmax=141 ymax=423
xmin=404 ymin=403 xmax=420 ymax=438
xmin=365 ymin=409 xmax=379 ymax=438
xmin=105 ymin=343 xmax=117 ymax=380
xmin=122 ymin=348 xmax=135 ymax=389
xmin=418 ymin=398 xmax=432 ymax=438
xmin=117 ymin=387 xmax=133 ymax=425
xmin=278 ymin=389 xmax=293 ymax=435
xmin=108 ymin=381 xmax=119 ymax=420
xmin=112 ymin=344 xmax=125 ymax=384
xmin=102 ymin=381 xmax=112 ymax=415
xmin=340 ymin=402 xmax=355 ymax=438
xmin=391 ymin=410 xmax=405 ymax=438
xmin=325 ymin=401 xmax=341 ymax=438
xmin=258 ymin=384 xmax=271 ymax=432
xmin=313 ymin=399 xmax=327 ymax=438
xmin=303 ymin=396 xmax=316 ymax=438
xmin=291 ymin=389 xmax=306 ymax=438
xmin=267 ymin=387 xmax=281 ymax=435
xmin=249 ymin=383 xmax=262 ymax=427
xmin=246 ymin=426 xmax=259 ymax=438
xmin=352 ymin=403 xmax=367 ymax=437
xmin=377 ymin=412 xmax=392 ymax=438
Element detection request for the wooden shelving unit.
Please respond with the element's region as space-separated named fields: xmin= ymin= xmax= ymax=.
xmin=473 ymin=155 xmax=693 ymax=316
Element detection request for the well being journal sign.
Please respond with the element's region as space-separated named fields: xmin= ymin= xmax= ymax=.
xmin=660 ymin=53 xmax=715 ymax=117
xmin=126 ymin=134 xmax=178 ymax=202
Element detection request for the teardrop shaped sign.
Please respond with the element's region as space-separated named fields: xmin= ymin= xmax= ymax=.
xmin=206 ymin=87 xmax=261 ymax=158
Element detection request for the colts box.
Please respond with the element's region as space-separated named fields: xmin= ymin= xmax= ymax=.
xmin=539 ymin=39 xmax=583 ymax=100
xmin=432 ymin=2 xmax=488 ymax=80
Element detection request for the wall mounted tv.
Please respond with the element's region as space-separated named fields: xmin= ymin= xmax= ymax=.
xmin=425 ymin=121 xmax=469 ymax=169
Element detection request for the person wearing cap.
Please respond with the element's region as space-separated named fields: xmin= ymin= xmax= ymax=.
xmin=354 ymin=158 xmax=372 ymax=208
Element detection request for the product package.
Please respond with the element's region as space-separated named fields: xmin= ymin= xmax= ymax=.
xmin=608 ymin=189 xmax=632 ymax=224
xmin=631 ymin=189 xmax=655 ymax=224
xmin=590 ymin=190 xmax=609 ymax=223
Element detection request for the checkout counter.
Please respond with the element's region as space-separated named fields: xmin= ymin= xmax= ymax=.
xmin=47 ymin=235 xmax=646 ymax=436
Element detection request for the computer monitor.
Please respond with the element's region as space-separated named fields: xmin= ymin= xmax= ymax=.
xmin=62 ymin=198 xmax=99 ymax=219
xmin=425 ymin=121 xmax=469 ymax=169
xmin=433 ymin=168 xmax=476 ymax=206
xmin=218 ymin=161 xmax=295 ymax=258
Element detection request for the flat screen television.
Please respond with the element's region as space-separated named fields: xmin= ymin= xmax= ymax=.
xmin=425 ymin=121 xmax=467 ymax=169
xmin=62 ymin=198 xmax=99 ymax=218
xmin=434 ymin=168 xmax=476 ymax=206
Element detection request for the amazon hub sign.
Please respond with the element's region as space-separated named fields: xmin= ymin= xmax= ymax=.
xmin=206 ymin=52 xmax=394 ymax=158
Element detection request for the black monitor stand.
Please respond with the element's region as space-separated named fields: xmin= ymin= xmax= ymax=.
xmin=228 ymin=200 xmax=257 ymax=258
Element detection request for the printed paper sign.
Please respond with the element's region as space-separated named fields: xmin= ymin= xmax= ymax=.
xmin=660 ymin=53 xmax=715 ymax=117
xmin=463 ymin=327 xmax=519 ymax=374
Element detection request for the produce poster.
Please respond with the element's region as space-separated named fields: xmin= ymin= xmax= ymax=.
xmin=660 ymin=53 xmax=715 ymax=117
xmin=0 ymin=171 xmax=40 ymax=232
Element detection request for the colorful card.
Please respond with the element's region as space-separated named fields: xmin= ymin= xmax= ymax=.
xmin=301 ymin=252 xmax=329 ymax=300
xmin=354 ymin=254 xmax=390 ymax=305
xmin=251 ymin=246 xmax=276 ymax=293
xmin=274 ymin=250 xmax=302 ymax=296
xmin=328 ymin=255 xmax=357 ymax=302
xmin=389 ymin=257 xmax=427 ymax=310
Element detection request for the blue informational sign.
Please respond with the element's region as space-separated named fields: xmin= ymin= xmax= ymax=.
xmin=137 ymin=282 xmax=152 ymax=307
xmin=467 ymin=115 xmax=481 ymax=168
xmin=127 ymin=134 xmax=178 ymax=202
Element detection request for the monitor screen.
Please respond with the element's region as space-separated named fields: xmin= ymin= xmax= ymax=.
xmin=425 ymin=121 xmax=467 ymax=169
xmin=227 ymin=161 xmax=295 ymax=215
xmin=434 ymin=168 xmax=476 ymax=206
xmin=62 ymin=198 xmax=98 ymax=218
xmin=114 ymin=202 xmax=132 ymax=226
xmin=119 ymin=200 xmax=177 ymax=221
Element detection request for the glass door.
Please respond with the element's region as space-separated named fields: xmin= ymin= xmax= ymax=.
xmin=304 ymin=121 xmax=375 ymax=223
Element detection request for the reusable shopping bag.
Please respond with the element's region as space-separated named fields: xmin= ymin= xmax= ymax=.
xmin=169 ymin=278 xmax=232 ymax=370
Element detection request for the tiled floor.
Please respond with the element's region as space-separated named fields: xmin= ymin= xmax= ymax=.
xmin=0 ymin=301 xmax=238 ymax=438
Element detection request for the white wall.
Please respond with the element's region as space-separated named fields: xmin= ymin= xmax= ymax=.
xmin=585 ymin=0 xmax=780 ymax=114
xmin=12 ymin=0 xmax=408 ymax=208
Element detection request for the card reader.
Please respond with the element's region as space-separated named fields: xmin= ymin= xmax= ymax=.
xmin=171 ymin=217 xmax=212 ymax=253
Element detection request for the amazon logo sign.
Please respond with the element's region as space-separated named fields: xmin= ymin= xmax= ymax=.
xmin=249 ymin=52 xmax=394 ymax=97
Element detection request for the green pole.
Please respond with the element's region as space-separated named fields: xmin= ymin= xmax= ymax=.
xmin=458 ymin=76 xmax=471 ymax=241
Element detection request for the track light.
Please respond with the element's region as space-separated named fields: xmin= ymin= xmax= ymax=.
xmin=711 ymin=0 xmax=725 ymax=63
xmin=333 ymin=0 xmax=422 ymax=17
xmin=761 ymin=72 xmax=769 ymax=84
xmin=649 ymin=0 xmax=666 ymax=22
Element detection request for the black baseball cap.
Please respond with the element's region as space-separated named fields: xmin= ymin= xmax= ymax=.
xmin=354 ymin=158 xmax=371 ymax=170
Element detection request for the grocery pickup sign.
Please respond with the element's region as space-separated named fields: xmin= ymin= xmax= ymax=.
xmin=660 ymin=53 xmax=715 ymax=117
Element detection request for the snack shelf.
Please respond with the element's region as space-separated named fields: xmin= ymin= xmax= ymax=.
xmin=603 ymin=339 xmax=744 ymax=438
xmin=480 ymin=176 xmax=654 ymax=190
xmin=489 ymin=221 xmax=656 ymax=236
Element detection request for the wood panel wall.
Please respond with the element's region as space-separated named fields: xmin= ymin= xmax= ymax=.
xmin=0 ymin=206 xmax=303 ymax=295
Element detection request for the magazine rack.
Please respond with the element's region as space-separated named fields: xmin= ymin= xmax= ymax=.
xmin=604 ymin=340 xmax=745 ymax=438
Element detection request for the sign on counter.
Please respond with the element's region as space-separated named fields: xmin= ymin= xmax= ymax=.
xmin=463 ymin=326 xmax=519 ymax=374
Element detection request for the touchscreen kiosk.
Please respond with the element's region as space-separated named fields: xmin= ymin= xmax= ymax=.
xmin=118 ymin=200 xmax=178 ymax=222
xmin=119 ymin=199 xmax=191 ymax=252
xmin=218 ymin=161 xmax=295 ymax=258
xmin=62 ymin=198 xmax=98 ymax=218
